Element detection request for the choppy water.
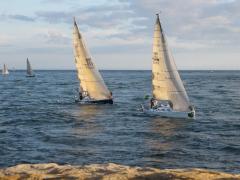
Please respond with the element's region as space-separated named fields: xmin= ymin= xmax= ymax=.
xmin=0 ymin=70 xmax=239 ymax=173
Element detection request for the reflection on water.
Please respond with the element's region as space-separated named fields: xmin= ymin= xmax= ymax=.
xmin=151 ymin=117 xmax=190 ymax=137
xmin=71 ymin=105 xmax=104 ymax=137
xmin=143 ymin=117 xmax=193 ymax=166
xmin=149 ymin=118 xmax=181 ymax=149
xmin=71 ymin=105 xmax=103 ymax=119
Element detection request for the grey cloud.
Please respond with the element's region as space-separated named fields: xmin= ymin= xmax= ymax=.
xmin=35 ymin=11 xmax=71 ymax=24
xmin=9 ymin=14 xmax=35 ymax=22
xmin=34 ymin=0 xmax=240 ymax=52
xmin=130 ymin=0 xmax=240 ymax=50
xmin=40 ymin=31 xmax=71 ymax=44
xmin=0 ymin=14 xmax=35 ymax=22
xmin=35 ymin=0 xmax=149 ymax=40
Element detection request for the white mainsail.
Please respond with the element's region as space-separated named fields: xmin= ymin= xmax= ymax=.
xmin=73 ymin=18 xmax=111 ymax=100
xmin=152 ymin=15 xmax=190 ymax=111
xmin=26 ymin=58 xmax=34 ymax=76
xmin=2 ymin=64 xmax=9 ymax=75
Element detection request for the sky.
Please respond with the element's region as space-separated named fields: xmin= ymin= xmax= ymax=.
xmin=0 ymin=0 xmax=239 ymax=70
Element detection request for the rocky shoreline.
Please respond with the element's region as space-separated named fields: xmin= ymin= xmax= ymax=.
xmin=0 ymin=163 xmax=239 ymax=180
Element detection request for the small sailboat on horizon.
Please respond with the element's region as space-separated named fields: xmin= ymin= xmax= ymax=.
xmin=141 ymin=14 xmax=195 ymax=119
xmin=26 ymin=58 xmax=35 ymax=77
xmin=2 ymin=64 xmax=9 ymax=76
xmin=73 ymin=18 xmax=113 ymax=104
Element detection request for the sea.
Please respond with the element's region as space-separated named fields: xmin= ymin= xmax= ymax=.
xmin=0 ymin=70 xmax=239 ymax=173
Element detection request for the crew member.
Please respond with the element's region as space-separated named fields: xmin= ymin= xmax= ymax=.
xmin=150 ymin=98 xmax=154 ymax=108
xmin=79 ymin=92 xmax=83 ymax=100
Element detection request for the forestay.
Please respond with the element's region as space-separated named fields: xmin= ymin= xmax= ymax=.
xmin=152 ymin=15 xmax=190 ymax=111
xmin=73 ymin=18 xmax=111 ymax=100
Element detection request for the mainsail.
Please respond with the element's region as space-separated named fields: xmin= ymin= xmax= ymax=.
xmin=2 ymin=64 xmax=9 ymax=75
xmin=152 ymin=15 xmax=190 ymax=111
xmin=26 ymin=58 xmax=34 ymax=76
xmin=73 ymin=18 xmax=111 ymax=100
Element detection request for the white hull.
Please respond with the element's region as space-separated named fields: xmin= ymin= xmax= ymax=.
xmin=141 ymin=105 xmax=195 ymax=119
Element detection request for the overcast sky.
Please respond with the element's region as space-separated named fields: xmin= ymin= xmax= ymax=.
xmin=0 ymin=0 xmax=239 ymax=70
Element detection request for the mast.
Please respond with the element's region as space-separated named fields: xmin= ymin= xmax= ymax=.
xmin=152 ymin=14 xmax=190 ymax=111
xmin=73 ymin=18 xmax=111 ymax=100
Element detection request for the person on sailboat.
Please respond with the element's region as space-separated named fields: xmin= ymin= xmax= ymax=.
xmin=150 ymin=98 xmax=155 ymax=108
xmin=79 ymin=92 xmax=83 ymax=100
xmin=109 ymin=91 xmax=113 ymax=100
xmin=169 ymin=101 xmax=173 ymax=109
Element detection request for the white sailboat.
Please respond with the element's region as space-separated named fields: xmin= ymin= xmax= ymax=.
xmin=26 ymin=58 xmax=35 ymax=77
xmin=141 ymin=14 xmax=195 ymax=119
xmin=2 ymin=64 xmax=9 ymax=75
xmin=73 ymin=18 xmax=113 ymax=104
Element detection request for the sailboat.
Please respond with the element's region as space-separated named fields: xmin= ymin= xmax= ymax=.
xmin=2 ymin=64 xmax=9 ymax=75
xmin=26 ymin=58 xmax=35 ymax=77
xmin=141 ymin=14 xmax=195 ymax=118
xmin=73 ymin=18 xmax=113 ymax=104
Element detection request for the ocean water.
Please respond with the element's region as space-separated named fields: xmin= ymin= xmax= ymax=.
xmin=0 ymin=70 xmax=239 ymax=173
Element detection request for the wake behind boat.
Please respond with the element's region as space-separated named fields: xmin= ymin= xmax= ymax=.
xmin=26 ymin=58 xmax=35 ymax=77
xmin=2 ymin=64 xmax=9 ymax=76
xmin=141 ymin=14 xmax=195 ymax=119
xmin=73 ymin=18 xmax=113 ymax=104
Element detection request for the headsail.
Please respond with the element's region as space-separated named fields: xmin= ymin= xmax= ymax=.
xmin=2 ymin=64 xmax=9 ymax=75
xmin=152 ymin=14 xmax=190 ymax=111
xmin=73 ymin=18 xmax=111 ymax=100
xmin=26 ymin=58 xmax=34 ymax=76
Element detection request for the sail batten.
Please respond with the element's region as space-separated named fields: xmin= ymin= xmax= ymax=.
xmin=73 ymin=18 xmax=111 ymax=100
xmin=152 ymin=15 xmax=190 ymax=111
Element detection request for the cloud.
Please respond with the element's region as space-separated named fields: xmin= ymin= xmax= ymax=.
xmin=42 ymin=30 xmax=70 ymax=44
xmin=35 ymin=11 xmax=70 ymax=24
xmin=1 ymin=0 xmax=240 ymax=69
xmin=0 ymin=14 xmax=35 ymax=22
xmin=34 ymin=0 xmax=149 ymax=49
xmin=167 ymin=37 xmax=213 ymax=50
xmin=133 ymin=0 xmax=240 ymax=50
xmin=8 ymin=14 xmax=35 ymax=22
xmin=33 ymin=0 xmax=240 ymax=52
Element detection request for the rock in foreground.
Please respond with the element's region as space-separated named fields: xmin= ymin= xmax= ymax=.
xmin=0 ymin=163 xmax=239 ymax=180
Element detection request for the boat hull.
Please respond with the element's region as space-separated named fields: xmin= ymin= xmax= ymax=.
xmin=141 ymin=105 xmax=195 ymax=119
xmin=75 ymin=99 xmax=113 ymax=105
xmin=26 ymin=75 xmax=35 ymax=77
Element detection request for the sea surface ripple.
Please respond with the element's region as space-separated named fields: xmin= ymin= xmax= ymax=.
xmin=0 ymin=70 xmax=239 ymax=173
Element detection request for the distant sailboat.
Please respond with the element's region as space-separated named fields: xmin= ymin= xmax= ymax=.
xmin=141 ymin=14 xmax=195 ymax=118
xmin=26 ymin=58 xmax=35 ymax=77
xmin=2 ymin=64 xmax=9 ymax=75
xmin=73 ymin=18 xmax=113 ymax=104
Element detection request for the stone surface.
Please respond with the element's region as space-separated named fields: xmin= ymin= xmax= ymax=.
xmin=0 ymin=163 xmax=239 ymax=180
